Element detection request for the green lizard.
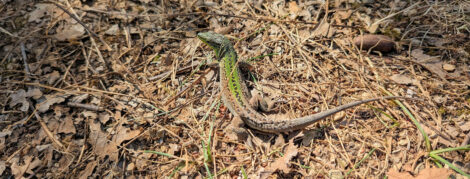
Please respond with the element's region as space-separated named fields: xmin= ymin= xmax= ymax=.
xmin=198 ymin=31 xmax=413 ymax=133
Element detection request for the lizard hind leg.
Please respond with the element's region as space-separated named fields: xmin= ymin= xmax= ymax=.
xmin=249 ymin=90 xmax=275 ymax=113
xmin=237 ymin=61 xmax=276 ymax=113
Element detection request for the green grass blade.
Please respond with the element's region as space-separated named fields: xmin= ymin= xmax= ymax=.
xmin=180 ymin=59 xmax=208 ymax=88
xmin=144 ymin=150 xmax=181 ymax=160
xmin=430 ymin=145 xmax=470 ymax=155
xmin=382 ymin=91 xmax=431 ymax=151
xmin=429 ymin=153 xmax=470 ymax=177
xmin=394 ymin=99 xmax=431 ymax=151
xmin=368 ymin=105 xmax=399 ymax=128
xmin=246 ymin=53 xmax=279 ymax=63
xmin=168 ymin=162 xmax=186 ymax=178
xmin=241 ymin=166 xmax=248 ymax=179
xmin=345 ymin=148 xmax=376 ymax=177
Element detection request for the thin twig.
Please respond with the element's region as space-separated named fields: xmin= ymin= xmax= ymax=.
xmin=79 ymin=9 xmax=360 ymax=29
xmin=0 ymin=26 xmax=16 ymax=37
xmin=35 ymin=112 xmax=65 ymax=149
xmin=20 ymin=42 xmax=31 ymax=76
xmin=164 ymin=68 xmax=212 ymax=106
xmin=371 ymin=2 xmax=421 ymax=27
xmin=67 ymin=102 xmax=103 ymax=111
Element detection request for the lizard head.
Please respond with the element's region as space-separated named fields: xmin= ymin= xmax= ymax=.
xmin=197 ymin=32 xmax=233 ymax=58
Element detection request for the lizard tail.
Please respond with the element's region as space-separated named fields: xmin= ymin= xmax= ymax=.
xmin=260 ymin=96 xmax=418 ymax=133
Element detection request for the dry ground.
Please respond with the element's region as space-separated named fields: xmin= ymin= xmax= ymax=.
xmin=1 ymin=0 xmax=469 ymax=178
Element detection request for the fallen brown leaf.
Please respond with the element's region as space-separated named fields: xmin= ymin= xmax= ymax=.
xmin=46 ymin=70 xmax=60 ymax=85
xmin=113 ymin=123 xmax=142 ymax=146
xmin=79 ymin=161 xmax=97 ymax=179
xmin=390 ymin=74 xmax=416 ymax=85
xmin=38 ymin=95 xmax=66 ymax=113
xmin=458 ymin=120 xmax=470 ymax=131
xmin=0 ymin=161 xmax=5 ymax=176
xmin=28 ymin=3 xmax=68 ymax=23
xmin=312 ymin=21 xmax=335 ymax=38
xmin=89 ymin=120 xmax=117 ymax=160
xmin=411 ymin=49 xmax=447 ymax=81
xmin=260 ymin=140 xmax=298 ymax=178
xmin=387 ymin=167 xmax=453 ymax=179
xmin=10 ymin=156 xmax=33 ymax=178
xmin=54 ymin=23 xmax=86 ymax=41
xmin=288 ymin=1 xmax=301 ymax=14
xmin=9 ymin=88 xmax=43 ymax=112
xmin=57 ymin=116 xmax=76 ymax=134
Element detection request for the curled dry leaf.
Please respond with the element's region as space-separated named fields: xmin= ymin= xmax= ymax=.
xmin=82 ymin=111 xmax=98 ymax=119
xmin=312 ymin=21 xmax=335 ymax=38
xmin=390 ymin=74 xmax=416 ymax=85
xmin=353 ymin=34 xmax=395 ymax=52
xmin=27 ymin=88 xmax=42 ymax=98
xmin=458 ymin=120 xmax=470 ymax=131
xmin=79 ymin=161 xmax=97 ymax=179
xmin=46 ymin=70 xmax=60 ymax=85
xmin=71 ymin=94 xmax=89 ymax=103
xmin=89 ymin=120 xmax=117 ymax=160
xmin=10 ymin=156 xmax=41 ymax=178
xmin=335 ymin=10 xmax=353 ymax=20
xmin=37 ymin=95 xmax=66 ymax=113
xmin=214 ymin=26 xmax=233 ymax=34
xmin=28 ymin=4 xmax=53 ymax=22
xmin=28 ymin=3 xmax=68 ymax=23
xmin=9 ymin=88 xmax=43 ymax=112
xmin=0 ymin=161 xmax=5 ymax=176
xmin=57 ymin=116 xmax=76 ymax=134
xmin=54 ymin=23 xmax=86 ymax=41
xmin=411 ymin=49 xmax=447 ymax=81
xmin=301 ymin=129 xmax=319 ymax=146
xmin=260 ymin=141 xmax=298 ymax=178
xmin=90 ymin=123 xmax=141 ymax=162
xmin=0 ymin=130 xmax=12 ymax=138
xmin=105 ymin=24 xmax=119 ymax=35
xmin=99 ymin=113 xmax=111 ymax=124
xmin=9 ymin=90 xmax=30 ymax=112
xmin=113 ymin=123 xmax=141 ymax=146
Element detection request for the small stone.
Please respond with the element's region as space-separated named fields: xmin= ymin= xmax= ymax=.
xmin=105 ymin=24 xmax=119 ymax=35
xmin=405 ymin=8 xmax=418 ymax=16
xmin=329 ymin=170 xmax=344 ymax=179
xmin=390 ymin=74 xmax=415 ymax=85
xmin=410 ymin=39 xmax=421 ymax=46
xmin=143 ymin=112 xmax=154 ymax=118
xmin=127 ymin=162 xmax=135 ymax=171
xmin=372 ymin=142 xmax=382 ymax=149
xmin=333 ymin=111 xmax=346 ymax=121
xmin=433 ymin=96 xmax=446 ymax=104
xmin=445 ymin=126 xmax=459 ymax=138
xmin=458 ymin=120 xmax=470 ymax=131
xmin=398 ymin=139 xmax=408 ymax=146
xmin=128 ymin=101 xmax=138 ymax=107
xmin=442 ymin=63 xmax=455 ymax=72
xmin=392 ymin=28 xmax=401 ymax=35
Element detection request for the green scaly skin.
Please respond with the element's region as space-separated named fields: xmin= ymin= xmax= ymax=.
xmin=198 ymin=31 xmax=412 ymax=133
